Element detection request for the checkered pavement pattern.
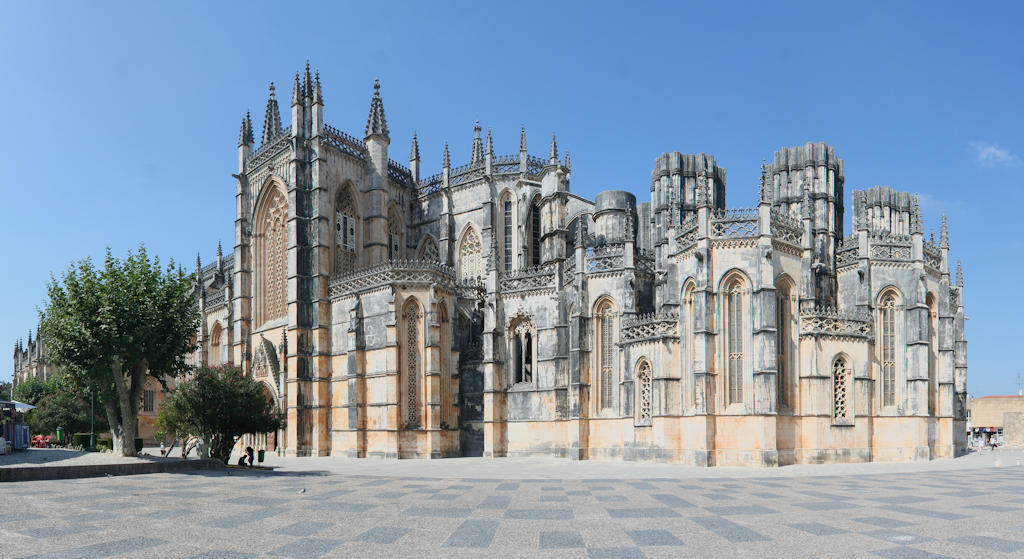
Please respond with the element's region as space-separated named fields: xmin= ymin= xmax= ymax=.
xmin=4 ymin=466 xmax=1024 ymax=558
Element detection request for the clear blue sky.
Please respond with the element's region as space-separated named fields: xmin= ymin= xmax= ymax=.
xmin=1 ymin=1 xmax=1021 ymax=396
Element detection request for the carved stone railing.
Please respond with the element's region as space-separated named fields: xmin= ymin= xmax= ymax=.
xmin=526 ymin=155 xmax=546 ymax=175
xmin=205 ymin=292 xmax=228 ymax=309
xmin=328 ymin=259 xmax=459 ymax=298
xmin=500 ymin=263 xmax=556 ymax=294
xmin=799 ymin=307 xmax=872 ymax=339
xmin=562 ymin=255 xmax=576 ymax=278
xmin=419 ymin=173 xmax=442 ymax=195
xmin=621 ymin=312 xmax=679 ymax=342
xmin=711 ymin=208 xmax=759 ymax=238
xmin=635 ymin=253 xmax=655 ymax=275
xmin=923 ymin=243 xmax=942 ymax=270
xmin=387 ymin=160 xmax=414 ymax=189
xmin=770 ymin=208 xmax=802 ymax=245
xmin=322 ymin=125 xmax=367 ymax=161
xmin=248 ymin=126 xmax=293 ymax=169
xmin=837 ymin=235 xmax=859 ymax=267
xmin=675 ymin=216 xmax=699 ymax=251
xmin=586 ymin=243 xmax=624 ymax=273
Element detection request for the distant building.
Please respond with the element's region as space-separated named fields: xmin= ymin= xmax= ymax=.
xmin=967 ymin=396 xmax=1024 ymax=445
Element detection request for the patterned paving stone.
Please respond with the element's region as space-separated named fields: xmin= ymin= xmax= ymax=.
xmin=442 ymin=519 xmax=500 ymax=548
xmin=268 ymin=537 xmax=344 ymax=558
xmin=853 ymin=516 xmax=917 ymax=528
xmin=26 ymin=537 xmax=168 ymax=559
xmin=587 ymin=547 xmax=647 ymax=558
xmin=354 ymin=526 xmax=411 ymax=544
xmin=626 ymin=529 xmax=684 ymax=546
xmin=950 ymin=535 xmax=1024 ymax=553
xmin=606 ymin=507 xmax=681 ymax=518
xmin=540 ymin=530 xmax=586 ymax=549
xmin=788 ymin=522 xmax=848 ymax=536
xmin=689 ymin=516 xmax=769 ymax=543
xmin=872 ymin=547 xmax=956 ymax=559
xmin=271 ymin=521 xmax=333 ymax=537
xmin=505 ymin=508 xmax=574 ymax=520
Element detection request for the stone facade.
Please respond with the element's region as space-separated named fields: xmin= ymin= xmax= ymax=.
xmin=14 ymin=66 xmax=970 ymax=466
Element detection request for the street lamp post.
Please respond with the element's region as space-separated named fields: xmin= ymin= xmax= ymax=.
xmin=89 ymin=388 xmax=95 ymax=452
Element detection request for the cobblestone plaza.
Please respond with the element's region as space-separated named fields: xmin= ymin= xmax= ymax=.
xmin=3 ymin=453 xmax=1024 ymax=558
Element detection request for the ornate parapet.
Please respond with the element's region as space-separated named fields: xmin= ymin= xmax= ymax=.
xmin=500 ymin=263 xmax=556 ymax=295
xmin=799 ymin=307 xmax=872 ymax=339
xmin=711 ymin=208 xmax=759 ymax=238
xmin=248 ymin=126 xmax=293 ymax=169
xmin=675 ymin=215 xmax=699 ymax=252
xmin=586 ymin=243 xmax=625 ymax=273
xmin=328 ymin=259 xmax=477 ymax=298
xmin=416 ymin=153 xmax=550 ymax=198
xmin=321 ymin=124 xmax=367 ymax=161
xmin=868 ymin=230 xmax=912 ymax=261
xmin=621 ymin=312 xmax=680 ymax=343
xmin=837 ymin=235 xmax=859 ymax=268
xmin=923 ymin=242 xmax=942 ymax=270
xmin=770 ymin=208 xmax=802 ymax=246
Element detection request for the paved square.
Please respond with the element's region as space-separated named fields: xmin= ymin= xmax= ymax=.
xmin=4 ymin=457 xmax=1024 ymax=558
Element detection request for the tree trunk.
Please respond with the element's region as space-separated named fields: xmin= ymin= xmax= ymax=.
xmin=103 ymin=399 xmax=120 ymax=451
xmin=109 ymin=358 xmax=146 ymax=457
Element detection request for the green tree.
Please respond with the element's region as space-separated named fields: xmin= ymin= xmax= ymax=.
xmin=159 ymin=366 xmax=281 ymax=464
xmin=12 ymin=377 xmax=50 ymax=405
xmin=40 ymin=245 xmax=198 ymax=456
xmin=0 ymin=379 xmax=11 ymax=401
xmin=22 ymin=381 xmax=109 ymax=437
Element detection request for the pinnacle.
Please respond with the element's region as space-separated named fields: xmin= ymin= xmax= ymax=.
xmin=956 ymin=258 xmax=963 ymax=287
xmin=443 ymin=142 xmax=450 ymax=168
xmin=471 ymin=121 xmax=484 ymax=164
xmin=365 ymin=78 xmax=389 ymax=138
xmin=261 ymin=82 xmax=282 ymax=145
xmin=486 ymin=128 xmax=494 ymax=157
xmin=549 ymin=133 xmax=558 ymax=162
xmin=314 ymin=71 xmax=322 ymax=104
xmin=410 ymin=132 xmax=420 ymax=161
xmin=303 ymin=60 xmax=312 ymax=99
xmin=292 ymin=72 xmax=302 ymax=105
xmin=940 ymin=214 xmax=949 ymax=247
xmin=564 ymin=149 xmax=571 ymax=170
xmin=520 ymin=125 xmax=527 ymax=152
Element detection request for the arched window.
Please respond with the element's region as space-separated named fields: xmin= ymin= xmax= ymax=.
xmin=208 ymin=323 xmax=222 ymax=366
xmin=335 ymin=186 xmax=359 ymax=277
xmin=418 ymin=236 xmax=439 ymax=262
xmin=439 ymin=302 xmax=453 ymax=427
xmin=636 ymin=359 xmax=652 ymax=426
xmin=833 ymin=356 xmax=851 ymax=421
xmin=879 ymin=292 xmax=898 ymax=407
xmin=927 ymin=292 xmax=938 ymax=416
xmin=256 ymin=185 xmax=288 ymax=326
xmin=458 ymin=227 xmax=483 ymax=282
xmin=530 ymin=197 xmax=542 ymax=266
xmin=501 ymin=193 xmax=513 ymax=273
xmin=387 ymin=205 xmax=403 ymax=260
xmin=723 ymin=277 xmax=744 ymax=405
xmin=775 ymin=279 xmax=792 ymax=408
xmin=402 ymin=299 xmax=422 ymax=429
xmin=510 ymin=316 xmax=535 ymax=385
xmin=682 ymin=281 xmax=696 ymax=405
xmin=596 ymin=300 xmax=617 ymax=410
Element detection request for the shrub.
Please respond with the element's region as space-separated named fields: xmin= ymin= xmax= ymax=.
xmin=95 ymin=439 xmax=112 ymax=452
xmin=72 ymin=432 xmax=91 ymax=449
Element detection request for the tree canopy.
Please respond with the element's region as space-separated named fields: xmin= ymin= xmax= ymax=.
xmin=14 ymin=376 xmax=108 ymax=437
xmin=40 ymin=245 xmax=199 ymax=456
xmin=158 ymin=365 xmax=281 ymax=464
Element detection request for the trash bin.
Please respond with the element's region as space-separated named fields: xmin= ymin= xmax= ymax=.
xmin=56 ymin=427 xmax=65 ymax=445
xmin=258 ymin=449 xmax=265 ymax=463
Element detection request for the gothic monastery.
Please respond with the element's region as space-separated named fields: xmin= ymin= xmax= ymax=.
xmin=14 ymin=66 xmax=969 ymax=466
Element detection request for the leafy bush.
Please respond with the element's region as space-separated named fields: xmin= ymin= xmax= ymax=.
xmin=95 ymin=439 xmax=112 ymax=452
xmin=72 ymin=432 xmax=91 ymax=449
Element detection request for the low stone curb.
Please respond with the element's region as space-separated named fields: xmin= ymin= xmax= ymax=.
xmin=0 ymin=458 xmax=225 ymax=482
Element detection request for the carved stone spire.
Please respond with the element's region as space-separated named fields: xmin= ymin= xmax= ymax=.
xmin=238 ymin=111 xmax=253 ymax=147
xmin=291 ymin=72 xmax=302 ymax=106
xmin=910 ymin=195 xmax=922 ymax=234
xmin=548 ymin=133 xmax=558 ymax=163
xmin=486 ymin=128 xmax=494 ymax=157
xmin=410 ymin=132 xmax=420 ymax=162
xmin=442 ymin=142 xmax=450 ymax=169
xmin=364 ymin=78 xmax=389 ymax=139
xmin=314 ymin=71 xmax=323 ymax=105
xmin=759 ymin=160 xmax=771 ymax=204
xmin=471 ymin=120 xmax=484 ymax=164
xmin=940 ymin=214 xmax=949 ymax=248
xmin=216 ymin=241 xmax=223 ymax=270
xmin=303 ymin=60 xmax=313 ymax=101
xmin=261 ymin=82 xmax=282 ymax=145
xmin=195 ymin=253 xmax=202 ymax=275
xmin=519 ymin=125 xmax=527 ymax=152
xmin=564 ymin=150 xmax=571 ymax=171
xmin=956 ymin=258 xmax=963 ymax=287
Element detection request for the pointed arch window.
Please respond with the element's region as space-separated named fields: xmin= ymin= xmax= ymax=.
xmin=418 ymin=236 xmax=439 ymax=262
xmin=636 ymin=360 xmax=652 ymax=426
xmin=682 ymin=282 xmax=696 ymax=405
xmin=502 ymin=195 xmax=513 ymax=273
xmin=403 ymin=299 xmax=421 ymax=429
xmin=335 ymin=187 xmax=358 ymax=276
xmin=387 ymin=206 xmax=403 ymax=260
xmin=439 ymin=302 xmax=454 ymax=427
xmin=458 ymin=228 xmax=483 ymax=282
xmin=530 ymin=198 xmax=541 ymax=266
xmin=833 ymin=356 xmax=851 ymax=422
xmin=775 ymin=281 xmax=791 ymax=408
xmin=723 ymin=278 xmax=744 ymax=405
xmin=927 ymin=293 xmax=938 ymax=416
xmin=880 ymin=293 xmax=898 ymax=407
xmin=256 ymin=186 xmax=288 ymax=326
xmin=597 ymin=300 xmax=617 ymax=410
xmin=510 ymin=316 xmax=535 ymax=385
xmin=208 ymin=323 xmax=222 ymax=366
